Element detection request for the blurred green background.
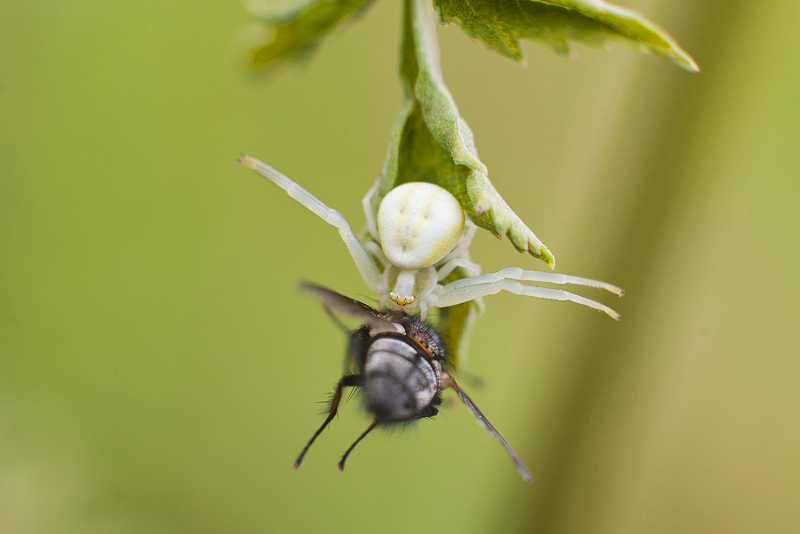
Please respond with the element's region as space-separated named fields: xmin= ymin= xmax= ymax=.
xmin=2 ymin=0 xmax=799 ymax=533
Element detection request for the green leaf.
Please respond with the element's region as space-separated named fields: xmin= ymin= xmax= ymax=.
xmin=372 ymin=0 xmax=555 ymax=267
xmin=433 ymin=0 xmax=699 ymax=71
xmin=245 ymin=0 xmax=375 ymax=68
xmin=407 ymin=0 xmax=487 ymax=174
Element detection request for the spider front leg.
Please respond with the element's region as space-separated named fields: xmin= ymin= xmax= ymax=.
xmin=436 ymin=257 xmax=482 ymax=281
xmin=430 ymin=267 xmax=623 ymax=319
xmin=435 ymin=223 xmax=483 ymax=282
xmin=361 ymin=174 xmax=382 ymax=242
xmin=362 ymin=240 xmax=389 ymax=270
xmin=239 ymin=155 xmax=384 ymax=294
xmin=440 ymin=219 xmax=479 ymax=264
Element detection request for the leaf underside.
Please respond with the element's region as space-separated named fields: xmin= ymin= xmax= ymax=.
xmin=433 ymin=0 xmax=698 ymax=71
xmin=245 ymin=0 xmax=375 ymax=68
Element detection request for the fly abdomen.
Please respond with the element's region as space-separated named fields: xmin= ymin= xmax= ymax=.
xmin=363 ymin=337 xmax=438 ymax=422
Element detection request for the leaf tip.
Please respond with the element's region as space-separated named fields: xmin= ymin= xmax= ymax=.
xmin=670 ymin=47 xmax=700 ymax=72
xmin=520 ymin=232 xmax=555 ymax=268
xmin=538 ymin=247 xmax=555 ymax=269
xmin=517 ymin=227 xmax=554 ymax=267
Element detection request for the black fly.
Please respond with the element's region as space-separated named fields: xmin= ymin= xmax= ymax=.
xmin=293 ymin=283 xmax=532 ymax=482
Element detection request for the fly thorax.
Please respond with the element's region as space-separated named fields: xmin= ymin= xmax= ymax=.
xmin=363 ymin=337 xmax=437 ymax=422
xmin=403 ymin=319 xmax=446 ymax=363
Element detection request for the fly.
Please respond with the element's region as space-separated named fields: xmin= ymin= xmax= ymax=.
xmin=294 ymin=282 xmax=532 ymax=482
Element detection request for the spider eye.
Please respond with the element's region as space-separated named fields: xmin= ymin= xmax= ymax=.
xmin=377 ymin=182 xmax=464 ymax=270
xmin=389 ymin=292 xmax=415 ymax=306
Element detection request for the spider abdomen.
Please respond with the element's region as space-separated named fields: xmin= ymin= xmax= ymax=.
xmin=377 ymin=182 xmax=464 ymax=271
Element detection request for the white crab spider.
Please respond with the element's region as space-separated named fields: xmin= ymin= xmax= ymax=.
xmin=238 ymin=155 xmax=623 ymax=320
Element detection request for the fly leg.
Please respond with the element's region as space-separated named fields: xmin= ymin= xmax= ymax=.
xmin=337 ymin=418 xmax=380 ymax=472
xmin=293 ymin=374 xmax=361 ymax=469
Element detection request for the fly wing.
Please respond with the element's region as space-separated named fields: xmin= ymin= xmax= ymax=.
xmin=447 ymin=374 xmax=532 ymax=483
xmin=300 ymin=282 xmax=400 ymax=334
